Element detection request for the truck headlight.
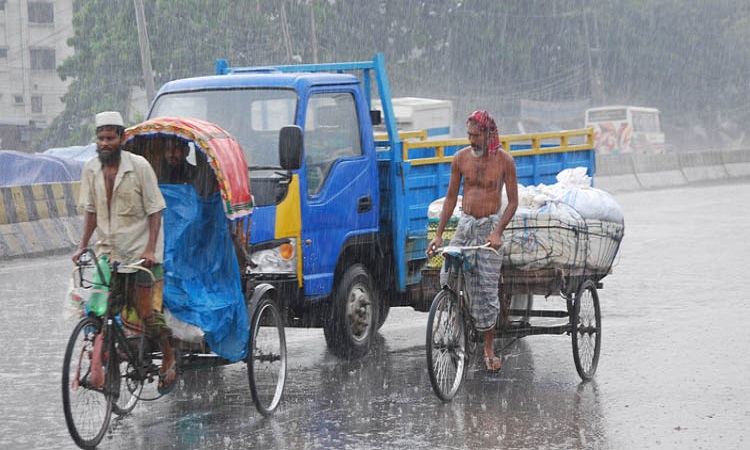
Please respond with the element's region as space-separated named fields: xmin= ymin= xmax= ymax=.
xmin=248 ymin=238 xmax=297 ymax=274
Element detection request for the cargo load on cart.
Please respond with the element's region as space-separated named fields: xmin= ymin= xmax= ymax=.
xmin=426 ymin=167 xmax=624 ymax=296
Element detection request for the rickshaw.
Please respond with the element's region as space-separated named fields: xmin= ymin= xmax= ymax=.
xmin=62 ymin=117 xmax=286 ymax=449
xmin=425 ymin=203 xmax=624 ymax=401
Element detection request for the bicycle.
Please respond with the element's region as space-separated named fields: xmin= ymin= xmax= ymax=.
xmin=425 ymin=243 xmax=499 ymax=402
xmin=425 ymin=214 xmax=624 ymax=402
xmin=62 ymin=248 xmax=287 ymax=449
xmin=61 ymin=249 xmax=155 ymax=448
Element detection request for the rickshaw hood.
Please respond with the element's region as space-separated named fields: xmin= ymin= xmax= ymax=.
xmin=124 ymin=116 xmax=252 ymax=220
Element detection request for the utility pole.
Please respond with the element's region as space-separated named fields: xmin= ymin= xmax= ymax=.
xmin=309 ymin=0 xmax=319 ymax=63
xmin=280 ymin=2 xmax=293 ymax=63
xmin=582 ymin=0 xmax=603 ymax=104
xmin=134 ymin=0 xmax=155 ymax=102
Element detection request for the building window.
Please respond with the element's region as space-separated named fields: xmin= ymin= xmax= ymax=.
xmin=28 ymin=2 xmax=54 ymax=23
xmin=0 ymin=47 xmax=7 ymax=59
xmin=30 ymin=48 xmax=55 ymax=70
xmin=31 ymin=95 xmax=43 ymax=113
xmin=0 ymin=0 xmax=6 ymax=11
xmin=14 ymin=94 xmax=24 ymax=105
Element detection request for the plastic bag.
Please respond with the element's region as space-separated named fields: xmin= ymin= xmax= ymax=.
xmin=63 ymin=278 xmax=87 ymax=320
xmin=428 ymin=195 xmax=463 ymax=220
xmin=556 ymin=167 xmax=592 ymax=188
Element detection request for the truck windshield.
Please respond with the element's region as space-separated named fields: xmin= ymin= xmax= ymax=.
xmin=149 ymin=88 xmax=298 ymax=168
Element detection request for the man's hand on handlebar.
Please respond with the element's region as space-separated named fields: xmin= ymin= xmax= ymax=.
xmin=485 ymin=233 xmax=503 ymax=250
xmin=426 ymin=236 xmax=443 ymax=259
xmin=137 ymin=250 xmax=157 ymax=268
xmin=72 ymin=247 xmax=93 ymax=265
xmin=72 ymin=248 xmax=84 ymax=265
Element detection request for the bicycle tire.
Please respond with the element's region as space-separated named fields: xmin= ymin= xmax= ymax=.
xmin=571 ymin=279 xmax=602 ymax=380
xmin=62 ymin=316 xmax=113 ymax=449
xmin=426 ymin=290 xmax=467 ymax=402
xmin=248 ymin=296 xmax=287 ymax=416
xmin=111 ymin=335 xmax=143 ymax=416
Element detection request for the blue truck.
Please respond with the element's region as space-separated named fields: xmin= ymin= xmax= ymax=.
xmin=147 ymin=53 xmax=595 ymax=359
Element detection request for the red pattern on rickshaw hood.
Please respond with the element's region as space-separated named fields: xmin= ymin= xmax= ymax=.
xmin=124 ymin=116 xmax=252 ymax=220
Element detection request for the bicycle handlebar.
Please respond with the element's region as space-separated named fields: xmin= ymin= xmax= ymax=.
xmin=75 ymin=249 xmax=156 ymax=283
xmin=117 ymin=259 xmax=156 ymax=282
xmin=429 ymin=242 xmax=500 ymax=258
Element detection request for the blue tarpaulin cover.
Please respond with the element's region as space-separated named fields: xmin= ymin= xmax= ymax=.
xmin=0 ymin=150 xmax=84 ymax=186
xmin=161 ymin=184 xmax=248 ymax=361
xmin=43 ymin=143 xmax=97 ymax=162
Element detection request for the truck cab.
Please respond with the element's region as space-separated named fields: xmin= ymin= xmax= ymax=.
xmin=149 ymin=60 xmax=392 ymax=359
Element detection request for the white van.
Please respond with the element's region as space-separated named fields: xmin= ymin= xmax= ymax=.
xmin=585 ymin=106 xmax=665 ymax=154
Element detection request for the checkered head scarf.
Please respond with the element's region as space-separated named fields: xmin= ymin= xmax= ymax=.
xmin=467 ymin=110 xmax=500 ymax=155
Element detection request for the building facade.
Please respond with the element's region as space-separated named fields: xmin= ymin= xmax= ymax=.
xmin=0 ymin=0 xmax=74 ymax=150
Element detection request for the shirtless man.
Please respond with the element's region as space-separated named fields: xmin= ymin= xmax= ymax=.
xmin=427 ymin=110 xmax=518 ymax=372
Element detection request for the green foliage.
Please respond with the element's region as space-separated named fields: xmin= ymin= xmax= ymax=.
xmin=39 ymin=0 xmax=140 ymax=147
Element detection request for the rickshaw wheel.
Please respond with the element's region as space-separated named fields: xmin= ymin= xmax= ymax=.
xmin=248 ymin=296 xmax=287 ymax=417
xmin=571 ymin=279 xmax=601 ymax=380
xmin=62 ymin=317 xmax=113 ymax=449
xmin=426 ymin=290 xmax=467 ymax=402
xmin=111 ymin=343 xmax=143 ymax=416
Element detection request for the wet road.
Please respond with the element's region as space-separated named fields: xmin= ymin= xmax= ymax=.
xmin=1 ymin=180 xmax=749 ymax=450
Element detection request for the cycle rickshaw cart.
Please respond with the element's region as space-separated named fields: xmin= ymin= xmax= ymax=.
xmin=425 ymin=204 xmax=624 ymax=401
xmin=62 ymin=117 xmax=287 ymax=449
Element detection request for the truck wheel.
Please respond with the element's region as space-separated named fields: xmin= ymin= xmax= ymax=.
xmin=324 ymin=264 xmax=379 ymax=359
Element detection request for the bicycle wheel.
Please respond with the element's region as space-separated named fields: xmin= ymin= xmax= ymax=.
xmin=571 ymin=279 xmax=602 ymax=380
xmin=248 ymin=296 xmax=287 ymax=416
xmin=62 ymin=317 xmax=113 ymax=449
xmin=426 ymin=290 xmax=467 ymax=402
xmin=111 ymin=337 xmax=142 ymax=416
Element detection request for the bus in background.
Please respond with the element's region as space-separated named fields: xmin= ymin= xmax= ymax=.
xmin=585 ymin=106 xmax=666 ymax=154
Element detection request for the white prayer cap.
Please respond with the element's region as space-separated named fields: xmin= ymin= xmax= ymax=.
xmin=95 ymin=111 xmax=124 ymax=128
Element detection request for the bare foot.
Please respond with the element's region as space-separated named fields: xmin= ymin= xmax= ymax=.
xmin=158 ymin=342 xmax=177 ymax=394
xmin=483 ymin=354 xmax=502 ymax=372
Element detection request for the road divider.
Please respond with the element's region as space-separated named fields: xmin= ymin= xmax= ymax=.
xmin=721 ymin=148 xmax=750 ymax=178
xmin=595 ymin=148 xmax=750 ymax=193
xmin=1 ymin=182 xmax=82 ymax=260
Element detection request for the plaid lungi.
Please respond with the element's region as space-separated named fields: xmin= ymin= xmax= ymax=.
xmin=440 ymin=214 xmax=503 ymax=331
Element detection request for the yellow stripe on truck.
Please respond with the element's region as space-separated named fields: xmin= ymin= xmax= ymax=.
xmin=274 ymin=174 xmax=303 ymax=287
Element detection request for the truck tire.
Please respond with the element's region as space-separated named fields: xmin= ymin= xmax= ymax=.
xmin=323 ymin=264 xmax=379 ymax=359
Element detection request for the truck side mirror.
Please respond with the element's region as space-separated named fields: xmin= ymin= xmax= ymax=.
xmin=370 ymin=110 xmax=382 ymax=126
xmin=279 ymin=125 xmax=303 ymax=171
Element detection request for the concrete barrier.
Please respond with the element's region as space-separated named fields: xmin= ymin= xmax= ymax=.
xmin=0 ymin=182 xmax=82 ymax=260
xmin=630 ymin=152 xmax=687 ymax=189
xmin=594 ymin=154 xmax=641 ymax=192
xmin=722 ymin=148 xmax=750 ymax=178
xmin=594 ymin=148 xmax=750 ymax=194
xmin=679 ymin=151 xmax=729 ymax=182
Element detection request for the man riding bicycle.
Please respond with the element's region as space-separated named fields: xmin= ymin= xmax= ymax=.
xmin=427 ymin=110 xmax=518 ymax=372
xmin=72 ymin=111 xmax=177 ymax=394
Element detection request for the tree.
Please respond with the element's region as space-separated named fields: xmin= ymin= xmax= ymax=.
xmin=39 ymin=0 xmax=140 ymax=147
